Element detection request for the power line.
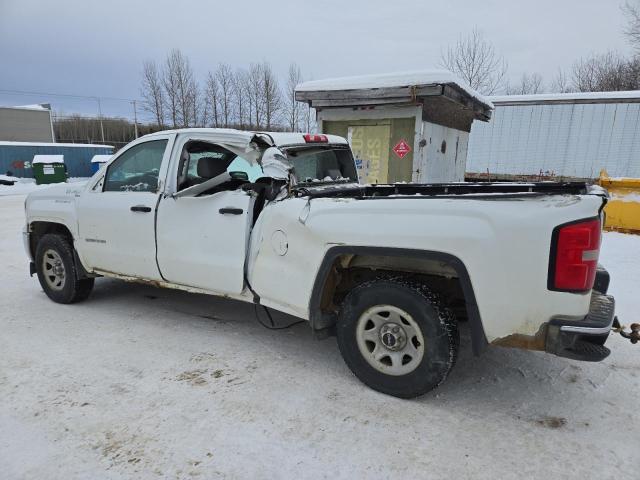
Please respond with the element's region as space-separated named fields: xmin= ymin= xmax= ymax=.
xmin=0 ymin=88 xmax=138 ymax=103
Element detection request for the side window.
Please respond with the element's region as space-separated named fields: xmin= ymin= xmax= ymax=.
xmin=104 ymin=140 xmax=168 ymax=192
xmin=227 ymin=156 xmax=263 ymax=182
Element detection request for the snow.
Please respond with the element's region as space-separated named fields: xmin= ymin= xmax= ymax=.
xmin=8 ymin=104 xmax=50 ymax=111
xmin=0 ymin=141 xmax=113 ymax=148
xmin=0 ymin=174 xmax=19 ymax=182
xmin=0 ymin=193 xmax=638 ymax=479
xmin=296 ymin=69 xmax=493 ymax=109
xmin=490 ymin=90 xmax=640 ymax=104
xmin=610 ymin=191 xmax=640 ymax=203
xmin=91 ymin=154 xmax=112 ymax=163
xmin=32 ymin=154 xmax=64 ymax=165
xmin=0 ymin=177 xmax=89 ymax=196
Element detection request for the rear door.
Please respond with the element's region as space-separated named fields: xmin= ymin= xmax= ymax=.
xmin=155 ymin=142 xmax=255 ymax=294
xmin=77 ymin=136 xmax=174 ymax=280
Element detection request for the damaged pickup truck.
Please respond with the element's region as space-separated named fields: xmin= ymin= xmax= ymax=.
xmin=24 ymin=129 xmax=620 ymax=398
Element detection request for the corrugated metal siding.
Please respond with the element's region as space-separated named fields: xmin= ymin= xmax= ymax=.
xmin=0 ymin=145 xmax=114 ymax=178
xmin=467 ymin=102 xmax=640 ymax=179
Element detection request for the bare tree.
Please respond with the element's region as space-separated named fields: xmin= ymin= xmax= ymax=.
xmin=623 ymin=1 xmax=640 ymax=51
xmin=262 ymin=62 xmax=282 ymax=130
xmin=233 ymin=68 xmax=249 ymax=129
xmin=302 ymin=103 xmax=315 ymax=133
xmin=205 ymin=71 xmax=220 ymax=127
xmin=163 ymin=51 xmax=180 ymax=128
xmin=440 ymin=28 xmax=508 ymax=95
xmin=286 ymin=63 xmax=303 ymax=132
xmin=571 ymin=51 xmax=638 ymax=91
xmin=248 ymin=63 xmax=264 ymax=128
xmin=215 ymin=63 xmax=234 ymax=127
xmin=507 ymin=72 xmax=544 ymax=95
xmin=140 ymin=61 xmax=165 ymax=128
xmin=549 ymin=69 xmax=571 ymax=93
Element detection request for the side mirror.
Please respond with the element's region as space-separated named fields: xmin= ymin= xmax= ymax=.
xmin=228 ymin=171 xmax=249 ymax=181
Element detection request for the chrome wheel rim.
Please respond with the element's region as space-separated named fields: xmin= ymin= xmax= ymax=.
xmin=356 ymin=305 xmax=425 ymax=376
xmin=42 ymin=249 xmax=66 ymax=291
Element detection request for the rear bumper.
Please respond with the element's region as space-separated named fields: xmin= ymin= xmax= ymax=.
xmin=546 ymin=291 xmax=615 ymax=362
xmin=545 ymin=265 xmax=614 ymax=361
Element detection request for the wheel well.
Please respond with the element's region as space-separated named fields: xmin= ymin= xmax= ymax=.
xmin=309 ymin=247 xmax=487 ymax=355
xmin=29 ymin=222 xmax=74 ymax=259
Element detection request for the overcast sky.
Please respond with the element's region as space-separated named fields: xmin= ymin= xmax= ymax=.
xmin=0 ymin=0 xmax=633 ymax=119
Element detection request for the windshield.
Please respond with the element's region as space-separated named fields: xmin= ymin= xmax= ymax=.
xmin=285 ymin=146 xmax=358 ymax=184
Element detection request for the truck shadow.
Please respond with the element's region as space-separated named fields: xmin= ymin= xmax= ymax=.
xmin=87 ymin=278 xmax=624 ymax=417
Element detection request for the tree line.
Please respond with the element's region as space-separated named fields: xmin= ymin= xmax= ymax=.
xmin=140 ymin=49 xmax=313 ymax=132
xmin=441 ymin=1 xmax=640 ymax=95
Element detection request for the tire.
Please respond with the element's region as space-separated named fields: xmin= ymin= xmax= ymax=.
xmin=35 ymin=233 xmax=94 ymax=304
xmin=336 ymin=278 xmax=459 ymax=398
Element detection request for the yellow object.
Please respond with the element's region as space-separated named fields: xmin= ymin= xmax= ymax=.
xmin=599 ymin=170 xmax=640 ymax=234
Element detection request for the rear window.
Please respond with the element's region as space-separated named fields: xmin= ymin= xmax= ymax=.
xmin=285 ymin=146 xmax=358 ymax=183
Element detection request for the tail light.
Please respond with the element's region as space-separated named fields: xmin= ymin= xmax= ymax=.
xmin=303 ymin=134 xmax=328 ymax=143
xmin=548 ymin=217 xmax=601 ymax=292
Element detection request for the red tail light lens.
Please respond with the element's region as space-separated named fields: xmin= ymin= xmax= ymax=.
xmin=549 ymin=218 xmax=601 ymax=292
xmin=303 ymin=134 xmax=328 ymax=143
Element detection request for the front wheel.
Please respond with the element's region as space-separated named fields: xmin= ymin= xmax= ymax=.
xmin=336 ymin=278 xmax=459 ymax=398
xmin=35 ymin=233 xmax=94 ymax=304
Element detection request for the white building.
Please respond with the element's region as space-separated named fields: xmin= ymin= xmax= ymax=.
xmin=0 ymin=104 xmax=55 ymax=143
xmin=467 ymin=91 xmax=640 ymax=180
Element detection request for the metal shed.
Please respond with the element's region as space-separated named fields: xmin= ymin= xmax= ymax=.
xmin=296 ymin=70 xmax=493 ymax=184
xmin=0 ymin=142 xmax=114 ymax=178
xmin=466 ymin=91 xmax=640 ymax=181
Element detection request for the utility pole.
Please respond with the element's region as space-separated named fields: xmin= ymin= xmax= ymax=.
xmin=96 ymin=97 xmax=105 ymax=143
xmin=132 ymin=100 xmax=139 ymax=139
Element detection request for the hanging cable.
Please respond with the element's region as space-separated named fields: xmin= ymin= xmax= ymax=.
xmin=245 ymin=273 xmax=305 ymax=330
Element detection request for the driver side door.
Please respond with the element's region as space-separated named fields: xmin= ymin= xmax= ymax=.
xmin=77 ymin=138 xmax=171 ymax=280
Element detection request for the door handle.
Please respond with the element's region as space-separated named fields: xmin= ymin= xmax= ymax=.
xmin=219 ymin=207 xmax=243 ymax=215
xmin=131 ymin=205 xmax=152 ymax=213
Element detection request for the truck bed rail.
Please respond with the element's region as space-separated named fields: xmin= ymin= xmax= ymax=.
xmin=293 ymin=182 xmax=591 ymax=200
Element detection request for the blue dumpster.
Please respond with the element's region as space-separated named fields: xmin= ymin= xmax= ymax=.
xmin=91 ymin=154 xmax=112 ymax=173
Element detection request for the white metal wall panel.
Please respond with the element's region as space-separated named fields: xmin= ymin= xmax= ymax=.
xmin=420 ymin=121 xmax=469 ymax=182
xmin=468 ymin=101 xmax=640 ymax=179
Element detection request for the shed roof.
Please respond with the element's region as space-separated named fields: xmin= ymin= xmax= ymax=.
xmin=295 ymin=70 xmax=493 ymax=121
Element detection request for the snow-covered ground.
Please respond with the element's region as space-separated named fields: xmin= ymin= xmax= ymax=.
xmin=0 ymin=193 xmax=638 ymax=479
xmin=0 ymin=177 xmax=89 ymax=197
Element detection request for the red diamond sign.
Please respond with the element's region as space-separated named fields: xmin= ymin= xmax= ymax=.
xmin=392 ymin=139 xmax=412 ymax=159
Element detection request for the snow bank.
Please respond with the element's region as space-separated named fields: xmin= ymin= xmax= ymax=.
xmin=0 ymin=174 xmax=19 ymax=183
xmin=0 ymin=177 xmax=89 ymax=196
xmin=0 ymin=178 xmax=44 ymax=196
xmin=32 ymin=155 xmax=64 ymax=165
xmin=296 ymin=69 xmax=493 ymax=109
xmin=0 ymin=141 xmax=113 ymax=148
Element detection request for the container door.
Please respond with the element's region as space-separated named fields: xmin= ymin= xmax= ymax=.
xmin=348 ymin=125 xmax=390 ymax=184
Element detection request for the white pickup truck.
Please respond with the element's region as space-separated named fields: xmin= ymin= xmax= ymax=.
xmin=24 ymin=128 xmax=618 ymax=398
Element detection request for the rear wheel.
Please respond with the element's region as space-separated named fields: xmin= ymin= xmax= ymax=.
xmin=35 ymin=234 xmax=94 ymax=304
xmin=336 ymin=278 xmax=459 ymax=398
